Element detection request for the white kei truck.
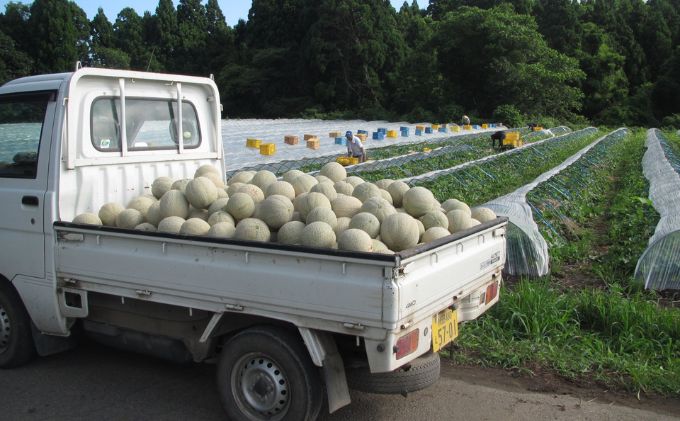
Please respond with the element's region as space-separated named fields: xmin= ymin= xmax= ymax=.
xmin=0 ymin=67 xmax=506 ymax=420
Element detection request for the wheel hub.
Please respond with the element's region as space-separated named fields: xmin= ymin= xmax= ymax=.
xmin=0 ymin=302 xmax=10 ymax=353
xmin=234 ymin=354 xmax=290 ymax=419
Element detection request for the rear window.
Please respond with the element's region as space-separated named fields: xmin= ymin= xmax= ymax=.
xmin=91 ymin=98 xmax=201 ymax=152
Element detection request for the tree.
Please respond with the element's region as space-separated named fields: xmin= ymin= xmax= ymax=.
xmin=534 ymin=0 xmax=582 ymax=56
xmin=0 ymin=29 xmax=32 ymax=84
xmin=175 ymin=0 xmax=209 ymax=74
xmin=113 ymin=8 xmax=148 ymax=70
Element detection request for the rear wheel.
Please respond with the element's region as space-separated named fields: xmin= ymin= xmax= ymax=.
xmin=346 ymin=352 xmax=440 ymax=395
xmin=0 ymin=281 xmax=35 ymax=368
xmin=216 ymin=326 xmax=323 ymax=421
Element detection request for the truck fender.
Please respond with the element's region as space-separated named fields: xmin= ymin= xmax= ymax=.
xmin=298 ymin=327 xmax=351 ymax=414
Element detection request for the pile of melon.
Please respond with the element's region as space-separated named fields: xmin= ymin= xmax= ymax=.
xmin=72 ymin=163 xmax=496 ymax=254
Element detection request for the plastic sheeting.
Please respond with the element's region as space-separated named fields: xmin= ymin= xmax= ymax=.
xmin=634 ymin=129 xmax=680 ymax=290
xmin=483 ymin=128 xmax=627 ymax=277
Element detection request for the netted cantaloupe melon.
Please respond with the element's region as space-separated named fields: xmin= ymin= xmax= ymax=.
xmin=208 ymin=210 xmax=235 ymax=226
xmin=298 ymin=192 xmax=331 ymax=221
xmin=331 ymin=195 xmax=363 ymax=218
xmin=201 ymin=171 xmax=226 ymax=189
xmin=379 ymin=189 xmax=393 ymax=205
xmin=442 ymin=198 xmax=471 ymax=216
xmin=157 ymin=216 xmax=185 ymax=233
xmin=277 ymin=221 xmax=305 ymax=245
xmin=300 ymin=221 xmax=336 ymax=248
xmin=471 ymin=207 xmax=497 ymax=223
xmin=447 ymin=210 xmax=481 ymax=233
xmin=216 ymin=188 xmax=228 ymax=199
xmin=403 ymin=187 xmax=437 ymax=218
xmin=146 ymin=201 xmax=162 ymax=226
xmin=320 ymin=162 xmax=347 ymax=183
xmin=234 ymin=218 xmax=271 ymax=242
xmin=185 ymin=177 xmax=219 ymax=209
xmin=73 ymin=213 xmax=102 ymax=225
xmin=375 ymin=179 xmax=394 ymax=190
xmin=134 ymin=222 xmax=157 ymax=232
xmin=228 ymin=171 xmax=255 ymax=185
xmin=422 ymin=227 xmax=450 ymax=243
xmin=310 ymin=182 xmax=338 ymax=201
xmin=151 ymin=176 xmax=174 ymax=199
xmin=314 ymin=175 xmax=332 ymax=185
xmin=306 ymin=207 xmax=338 ymax=230
xmin=338 ymin=229 xmax=373 ymax=252
xmin=99 ymin=202 xmax=125 ymax=226
xmin=127 ymin=196 xmax=156 ymax=218
xmin=420 ymin=211 xmax=449 ymax=231
xmin=227 ymin=182 xmax=245 ymax=196
xmin=387 ymin=181 xmax=410 ymax=207
xmin=225 ymin=192 xmax=255 ymax=221
xmin=415 ymin=219 xmax=425 ymax=240
xmin=250 ymin=170 xmax=277 ymax=191
xmin=291 ymin=174 xmax=318 ymax=196
xmin=266 ymin=181 xmax=296 ymax=200
xmin=236 ymin=184 xmax=265 ymax=203
xmin=349 ymin=212 xmax=381 ymax=238
xmin=380 ymin=213 xmax=419 ymax=252
xmin=334 ymin=181 xmax=354 ymax=196
xmin=188 ymin=208 xmax=209 ymax=221
xmin=345 ymin=176 xmax=365 ymax=187
xmin=258 ymin=195 xmax=294 ymax=230
xmin=116 ymin=208 xmax=144 ymax=229
xmin=352 ymin=182 xmax=382 ymax=203
xmin=371 ymin=239 xmax=393 ymax=254
xmin=160 ymin=190 xmax=190 ymax=219
xmin=208 ymin=198 xmax=229 ymax=215
xmin=179 ymin=218 xmax=211 ymax=236
xmin=360 ymin=197 xmax=396 ymax=223
xmin=171 ymin=178 xmax=191 ymax=193
xmin=194 ymin=164 xmax=220 ymax=179
xmin=334 ymin=217 xmax=352 ymax=236
xmin=282 ymin=169 xmax=304 ymax=184
xmin=208 ymin=222 xmax=236 ymax=238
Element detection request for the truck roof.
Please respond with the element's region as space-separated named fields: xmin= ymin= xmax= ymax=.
xmin=2 ymin=72 xmax=73 ymax=88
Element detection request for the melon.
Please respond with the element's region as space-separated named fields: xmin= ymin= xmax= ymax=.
xmin=360 ymin=197 xmax=396 ymax=223
xmin=151 ymin=176 xmax=174 ymax=199
xmin=299 ymin=192 xmax=331 ymax=221
xmin=415 ymin=219 xmax=425 ymax=240
xmin=291 ymin=174 xmax=318 ymax=196
xmin=266 ymin=181 xmax=296 ymax=200
xmin=331 ymin=195 xmax=363 ymax=218
xmin=116 ymin=208 xmax=144 ymax=229
xmin=300 ymin=221 xmax=336 ymax=248
xmin=334 ymin=217 xmax=352 ymax=236
xmin=146 ymin=201 xmax=162 ymax=226
xmin=134 ymin=222 xmax=157 ymax=232
xmin=228 ymin=171 xmax=254 ymax=185
xmin=422 ymin=227 xmax=450 ymax=243
xmin=345 ymin=176 xmax=365 ymax=187
xmin=442 ymin=198 xmax=471 ymax=216
xmin=315 ymin=175 xmax=333 ymax=185
xmin=306 ymin=207 xmax=338 ymax=230
xmin=420 ymin=211 xmax=449 ymax=231
xmin=282 ymin=169 xmax=304 ymax=184
xmin=447 ymin=210 xmax=481 ymax=233
xmin=208 ymin=197 xmax=230 ymax=215
xmin=277 ymin=221 xmax=305 ymax=245
xmin=160 ymin=190 xmax=190 ymax=219
xmin=237 ymin=184 xmax=265 ymax=203
xmin=185 ymin=177 xmax=218 ymax=209
xmin=234 ymin=218 xmax=271 ymax=242
xmin=188 ymin=208 xmax=209 ymax=221
xmin=349 ymin=212 xmax=381 ymax=238
xmin=338 ymin=229 xmax=373 ymax=252
xmin=320 ymin=162 xmax=347 ymax=183
xmin=157 ymin=216 xmax=186 ymax=233
xmin=379 ymin=189 xmax=394 ymax=205
xmin=334 ymin=181 xmax=354 ymax=195
xmin=403 ymin=187 xmax=437 ymax=217
xmin=375 ymin=179 xmax=394 ymax=190
xmin=227 ymin=182 xmax=245 ymax=196
xmin=179 ymin=218 xmax=211 ymax=236
xmin=250 ymin=170 xmax=277 ymax=191
xmin=216 ymin=188 xmax=228 ymax=199
xmin=194 ymin=164 xmax=220 ymax=179
xmin=258 ymin=195 xmax=294 ymax=230
xmin=171 ymin=178 xmax=191 ymax=193
xmin=471 ymin=207 xmax=497 ymax=223
xmin=225 ymin=193 xmax=255 ymax=221
xmin=310 ymin=182 xmax=338 ymax=201
xmin=127 ymin=196 xmax=156 ymax=218
xmin=208 ymin=210 xmax=235 ymax=226
xmin=202 ymin=171 xmax=226 ymax=189
xmin=380 ymin=213 xmax=419 ymax=252
xmin=352 ymin=182 xmax=382 ymax=203
xmin=387 ymin=181 xmax=410 ymax=207
xmin=99 ymin=202 xmax=125 ymax=226
xmin=372 ymin=239 xmax=393 ymax=254
xmin=73 ymin=213 xmax=102 ymax=225
xmin=291 ymin=211 xmax=302 ymax=222
xmin=208 ymin=222 xmax=236 ymax=238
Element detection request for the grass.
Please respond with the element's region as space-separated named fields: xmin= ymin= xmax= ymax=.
xmin=446 ymin=129 xmax=680 ymax=396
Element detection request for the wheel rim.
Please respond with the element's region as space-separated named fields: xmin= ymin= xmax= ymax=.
xmin=231 ymin=353 xmax=290 ymax=420
xmin=0 ymin=302 xmax=10 ymax=354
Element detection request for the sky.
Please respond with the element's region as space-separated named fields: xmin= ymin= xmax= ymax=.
xmin=1 ymin=0 xmax=411 ymax=26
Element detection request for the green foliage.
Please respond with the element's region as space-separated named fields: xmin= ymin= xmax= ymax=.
xmin=661 ymin=114 xmax=680 ymax=129
xmin=492 ymin=104 xmax=523 ymax=127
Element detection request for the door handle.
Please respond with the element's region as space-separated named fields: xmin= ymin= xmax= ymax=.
xmin=22 ymin=195 xmax=39 ymax=206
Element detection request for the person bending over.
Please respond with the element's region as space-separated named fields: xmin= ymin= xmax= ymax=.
xmin=345 ymin=131 xmax=366 ymax=163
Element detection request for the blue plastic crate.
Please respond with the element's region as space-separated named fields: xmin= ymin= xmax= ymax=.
xmin=438 ymin=127 xmax=448 ymax=133
xmin=335 ymin=137 xmax=346 ymax=145
xmin=357 ymin=129 xmax=368 ymax=135
xmin=425 ymin=127 xmax=433 ymax=134
xmin=377 ymin=127 xmax=387 ymax=134
xmin=415 ymin=128 xmax=423 ymax=136
xmin=372 ymin=131 xmax=385 ymax=140
xmin=400 ymin=128 xmax=409 ymax=137
xmin=473 ymin=124 xmax=481 ymax=129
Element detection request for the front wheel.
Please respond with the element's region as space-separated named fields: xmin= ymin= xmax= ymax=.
xmin=216 ymin=326 xmax=323 ymax=421
xmin=0 ymin=281 xmax=36 ymax=368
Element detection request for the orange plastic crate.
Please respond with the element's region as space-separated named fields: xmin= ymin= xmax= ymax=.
xmin=304 ymin=134 xmax=317 ymax=140
xmin=284 ymin=135 xmax=299 ymax=145
xmin=306 ymin=138 xmax=320 ymax=150
xmin=329 ymin=131 xmax=342 ymax=138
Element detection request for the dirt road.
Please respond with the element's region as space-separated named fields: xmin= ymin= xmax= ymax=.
xmin=0 ymin=342 xmax=677 ymax=420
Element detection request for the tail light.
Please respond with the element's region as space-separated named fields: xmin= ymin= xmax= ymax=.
xmin=395 ymin=329 xmax=419 ymax=360
xmin=485 ymin=281 xmax=499 ymax=304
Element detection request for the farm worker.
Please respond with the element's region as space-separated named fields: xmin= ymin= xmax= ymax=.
xmin=491 ymin=130 xmax=506 ymax=149
xmin=528 ymin=122 xmax=538 ymax=130
xmin=461 ymin=115 xmax=470 ymax=126
xmin=345 ymin=131 xmax=366 ymax=163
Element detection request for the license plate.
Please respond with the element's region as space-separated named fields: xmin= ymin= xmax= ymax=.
xmin=432 ymin=308 xmax=458 ymax=352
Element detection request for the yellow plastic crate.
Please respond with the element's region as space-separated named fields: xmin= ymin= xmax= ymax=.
xmin=357 ymin=133 xmax=368 ymax=142
xmin=423 ymin=147 xmax=432 ymax=153
xmin=306 ymin=137 xmax=320 ymax=150
xmin=304 ymin=134 xmax=317 ymax=140
xmin=336 ymin=156 xmax=359 ymax=166
xmin=450 ymin=125 xmax=460 ymax=132
xmin=387 ymin=130 xmax=398 ymax=138
xmin=284 ymin=135 xmax=299 ymax=145
xmin=246 ymin=138 xmax=262 ymax=148
xmin=482 ymin=123 xmax=488 ymax=129
xmin=532 ymin=126 xmax=543 ymax=131
xmin=432 ymin=124 xmax=440 ymax=130
xmin=416 ymin=125 xmax=425 ymax=131
xmin=260 ymin=143 xmax=276 ymax=155
xmin=463 ymin=125 xmax=472 ymax=130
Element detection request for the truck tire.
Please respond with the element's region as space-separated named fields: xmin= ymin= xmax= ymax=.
xmin=0 ymin=281 xmax=36 ymax=368
xmin=216 ymin=326 xmax=323 ymax=421
xmin=346 ymin=352 xmax=440 ymax=395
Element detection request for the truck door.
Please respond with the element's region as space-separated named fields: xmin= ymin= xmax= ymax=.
xmin=0 ymin=91 xmax=55 ymax=280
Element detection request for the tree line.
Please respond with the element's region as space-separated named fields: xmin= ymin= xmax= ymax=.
xmin=1 ymin=0 xmax=679 ymax=127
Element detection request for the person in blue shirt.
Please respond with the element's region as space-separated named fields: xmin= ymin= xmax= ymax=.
xmin=345 ymin=131 xmax=366 ymax=163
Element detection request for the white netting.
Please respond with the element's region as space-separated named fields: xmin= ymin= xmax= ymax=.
xmin=484 ymin=128 xmax=627 ymax=277
xmin=634 ymin=129 xmax=680 ymax=290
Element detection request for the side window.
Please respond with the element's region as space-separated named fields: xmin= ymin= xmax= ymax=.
xmin=0 ymin=92 xmax=51 ymax=179
xmin=91 ymin=98 xmax=201 ymax=152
